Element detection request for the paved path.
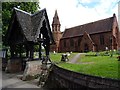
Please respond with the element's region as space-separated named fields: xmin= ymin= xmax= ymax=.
xmin=0 ymin=59 xmax=40 ymax=89
xmin=69 ymin=53 xmax=85 ymax=64
xmin=2 ymin=71 xmax=40 ymax=89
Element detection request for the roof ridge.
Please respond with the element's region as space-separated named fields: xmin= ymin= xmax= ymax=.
xmin=66 ymin=16 xmax=114 ymax=30
xmin=31 ymin=8 xmax=46 ymax=16
xmin=14 ymin=7 xmax=32 ymax=16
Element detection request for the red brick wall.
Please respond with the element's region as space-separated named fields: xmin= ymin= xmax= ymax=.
xmin=59 ymin=36 xmax=83 ymax=52
xmin=80 ymin=33 xmax=94 ymax=52
xmin=91 ymin=32 xmax=112 ymax=51
xmin=50 ymin=31 xmax=62 ymax=52
xmin=112 ymin=15 xmax=120 ymax=49
xmin=59 ymin=31 xmax=114 ymax=52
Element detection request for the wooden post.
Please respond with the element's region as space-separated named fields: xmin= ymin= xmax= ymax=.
xmin=19 ymin=44 xmax=22 ymax=58
xmin=10 ymin=45 xmax=15 ymax=58
xmin=38 ymin=34 xmax=42 ymax=59
xmin=39 ymin=43 xmax=41 ymax=59
xmin=25 ymin=44 xmax=29 ymax=58
xmin=30 ymin=44 xmax=34 ymax=60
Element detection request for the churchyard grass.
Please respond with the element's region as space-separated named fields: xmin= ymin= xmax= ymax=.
xmin=51 ymin=51 xmax=120 ymax=79
xmin=50 ymin=52 xmax=78 ymax=63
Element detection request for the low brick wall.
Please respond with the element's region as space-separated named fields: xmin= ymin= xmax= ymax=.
xmin=44 ymin=64 xmax=120 ymax=89
xmin=5 ymin=59 xmax=22 ymax=73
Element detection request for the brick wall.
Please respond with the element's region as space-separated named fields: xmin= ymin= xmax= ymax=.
xmin=59 ymin=31 xmax=114 ymax=52
xmin=91 ymin=32 xmax=112 ymax=51
xmin=51 ymin=31 xmax=62 ymax=52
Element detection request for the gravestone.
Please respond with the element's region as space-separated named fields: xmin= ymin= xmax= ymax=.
xmin=61 ymin=54 xmax=69 ymax=62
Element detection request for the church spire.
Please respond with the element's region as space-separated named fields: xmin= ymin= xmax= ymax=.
xmin=52 ymin=10 xmax=60 ymax=27
xmin=51 ymin=10 xmax=62 ymax=52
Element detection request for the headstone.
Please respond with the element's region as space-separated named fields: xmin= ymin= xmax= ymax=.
xmin=105 ymin=47 xmax=108 ymax=51
xmin=61 ymin=54 xmax=69 ymax=62
xmin=53 ymin=51 xmax=56 ymax=55
xmin=67 ymin=53 xmax=70 ymax=56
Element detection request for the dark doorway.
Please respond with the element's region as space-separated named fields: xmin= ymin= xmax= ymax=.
xmin=84 ymin=43 xmax=89 ymax=52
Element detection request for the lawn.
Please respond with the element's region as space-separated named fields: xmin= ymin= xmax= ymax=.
xmin=50 ymin=52 xmax=78 ymax=63
xmin=50 ymin=51 xmax=120 ymax=80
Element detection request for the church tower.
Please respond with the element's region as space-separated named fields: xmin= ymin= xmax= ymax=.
xmin=51 ymin=10 xmax=62 ymax=52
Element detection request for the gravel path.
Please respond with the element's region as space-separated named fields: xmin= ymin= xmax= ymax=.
xmin=69 ymin=53 xmax=81 ymax=63
xmin=69 ymin=53 xmax=86 ymax=64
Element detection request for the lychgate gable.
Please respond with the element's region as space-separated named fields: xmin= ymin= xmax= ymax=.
xmin=5 ymin=7 xmax=54 ymax=60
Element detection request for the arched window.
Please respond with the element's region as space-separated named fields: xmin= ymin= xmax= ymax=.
xmin=100 ymin=34 xmax=104 ymax=45
xmin=70 ymin=38 xmax=74 ymax=47
xmin=78 ymin=38 xmax=81 ymax=46
xmin=109 ymin=36 xmax=112 ymax=44
xmin=64 ymin=40 xmax=66 ymax=47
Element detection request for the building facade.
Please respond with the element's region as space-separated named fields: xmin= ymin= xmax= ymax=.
xmin=59 ymin=14 xmax=120 ymax=52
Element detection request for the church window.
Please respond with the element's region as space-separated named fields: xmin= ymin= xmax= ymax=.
xmin=78 ymin=38 xmax=81 ymax=46
xmin=70 ymin=38 xmax=74 ymax=47
xmin=109 ymin=36 xmax=112 ymax=44
xmin=100 ymin=35 xmax=104 ymax=45
xmin=64 ymin=40 xmax=66 ymax=47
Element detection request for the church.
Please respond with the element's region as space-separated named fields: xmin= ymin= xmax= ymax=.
xmin=51 ymin=11 xmax=120 ymax=52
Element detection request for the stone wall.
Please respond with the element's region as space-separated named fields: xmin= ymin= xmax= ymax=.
xmin=44 ymin=64 xmax=120 ymax=89
xmin=22 ymin=61 xmax=42 ymax=80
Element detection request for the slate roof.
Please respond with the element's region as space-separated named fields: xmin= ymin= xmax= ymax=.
xmin=62 ymin=15 xmax=115 ymax=39
xmin=6 ymin=7 xmax=54 ymax=44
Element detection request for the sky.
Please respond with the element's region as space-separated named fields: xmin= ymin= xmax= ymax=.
xmin=39 ymin=0 xmax=119 ymax=32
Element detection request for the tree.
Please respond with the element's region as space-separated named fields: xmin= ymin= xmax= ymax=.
xmin=2 ymin=2 xmax=40 ymax=46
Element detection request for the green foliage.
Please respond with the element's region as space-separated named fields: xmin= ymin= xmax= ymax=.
xmin=2 ymin=2 xmax=40 ymax=46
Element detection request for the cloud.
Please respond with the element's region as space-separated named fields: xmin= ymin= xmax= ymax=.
xmin=77 ymin=0 xmax=100 ymax=8
xmin=39 ymin=0 xmax=118 ymax=32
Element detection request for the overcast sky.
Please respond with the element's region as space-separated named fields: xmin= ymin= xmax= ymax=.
xmin=40 ymin=0 xmax=119 ymax=32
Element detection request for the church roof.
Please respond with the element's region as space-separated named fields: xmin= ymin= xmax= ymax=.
xmin=62 ymin=15 xmax=115 ymax=39
xmin=6 ymin=7 xmax=54 ymax=44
